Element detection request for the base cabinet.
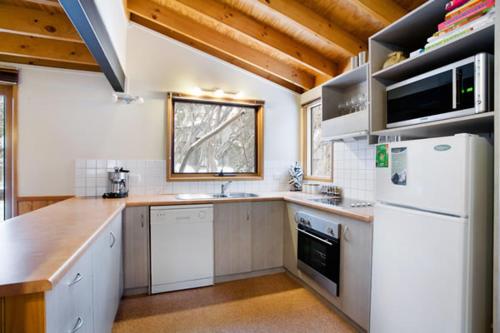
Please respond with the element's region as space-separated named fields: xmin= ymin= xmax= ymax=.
xmin=214 ymin=201 xmax=284 ymax=277
xmin=251 ymin=201 xmax=284 ymax=271
xmin=92 ymin=213 xmax=123 ymax=333
xmin=284 ymin=203 xmax=372 ymax=331
xmin=214 ymin=202 xmax=252 ymax=276
xmin=123 ymin=206 xmax=150 ymax=294
xmin=45 ymin=213 xmax=123 ymax=333
xmin=46 ymin=250 xmax=93 ymax=333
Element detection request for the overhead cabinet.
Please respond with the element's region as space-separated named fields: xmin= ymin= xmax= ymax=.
xmin=321 ymin=64 xmax=370 ymax=140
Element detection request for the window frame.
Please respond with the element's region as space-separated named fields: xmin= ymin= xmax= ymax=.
xmin=0 ymin=84 xmax=17 ymax=219
xmin=166 ymin=92 xmax=264 ymax=181
xmin=300 ymin=99 xmax=333 ymax=182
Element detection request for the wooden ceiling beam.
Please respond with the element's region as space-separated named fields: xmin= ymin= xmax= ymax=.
xmin=21 ymin=0 xmax=61 ymax=8
xmin=130 ymin=14 xmax=303 ymax=93
xmin=128 ymin=0 xmax=315 ymax=92
xmin=349 ymin=0 xmax=407 ymax=26
xmin=0 ymin=32 xmax=98 ymax=69
xmin=0 ymin=3 xmax=82 ymax=43
xmin=175 ymin=0 xmax=337 ymax=78
xmin=251 ymin=0 xmax=366 ymax=57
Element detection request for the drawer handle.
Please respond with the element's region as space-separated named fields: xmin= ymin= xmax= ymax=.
xmin=110 ymin=232 xmax=116 ymax=248
xmin=70 ymin=317 xmax=84 ymax=333
xmin=68 ymin=273 xmax=83 ymax=287
xmin=141 ymin=213 xmax=144 ymax=228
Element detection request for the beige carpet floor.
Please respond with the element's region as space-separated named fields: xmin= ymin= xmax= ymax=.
xmin=113 ymin=273 xmax=357 ymax=333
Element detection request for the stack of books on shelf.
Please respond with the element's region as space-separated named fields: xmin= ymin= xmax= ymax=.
xmin=424 ymin=0 xmax=495 ymax=51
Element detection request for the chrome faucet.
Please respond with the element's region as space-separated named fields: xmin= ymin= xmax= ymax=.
xmin=221 ymin=181 xmax=233 ymax=196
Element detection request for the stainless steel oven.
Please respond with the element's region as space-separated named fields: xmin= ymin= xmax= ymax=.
xmin=386 ymin=52 xmax=493 ymax=128
xmin=296 ymin=211 xmax=340 ymax=296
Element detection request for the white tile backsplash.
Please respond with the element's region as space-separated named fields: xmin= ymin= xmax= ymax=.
xmin=333 ymin=138 xmax=375 ymax=201
xmin=75 ymin=159 xmax=294 ymax=197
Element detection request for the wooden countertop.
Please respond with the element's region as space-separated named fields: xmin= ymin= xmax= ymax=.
xmin=0 ymin=192 xmax=372 ymax=297
xmin=0 ymin=198 xmax=126 ymax=297
xmin=127 ymin=192 xmax=374 ymax=223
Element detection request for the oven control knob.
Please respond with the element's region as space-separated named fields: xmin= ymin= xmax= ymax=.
xmin=299 ymin=217 xmax=305 ymax=224
xmin=305 ymin=220 xmax=311 ymax=227
xmin=327 ymin=227 xmax=334 ymax=236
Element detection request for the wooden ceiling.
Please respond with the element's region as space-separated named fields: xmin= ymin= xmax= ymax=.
xmin=0 ymin=0 xmax=100 ymax=71
xmin=1 ymin=0 xmax=426 ymax=92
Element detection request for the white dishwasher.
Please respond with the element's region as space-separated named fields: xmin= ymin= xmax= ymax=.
xmin=150 ymin=204 xmax=214 ymax=294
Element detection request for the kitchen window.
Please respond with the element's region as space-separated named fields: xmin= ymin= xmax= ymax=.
xmin=167 ymin=93 xmax=264 ymax=181
xmin=300 ymin=100 xmax=333 ymax=181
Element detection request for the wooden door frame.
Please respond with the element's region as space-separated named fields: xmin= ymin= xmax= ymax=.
xmin=0 ymin=84 xmax=17 ymax=219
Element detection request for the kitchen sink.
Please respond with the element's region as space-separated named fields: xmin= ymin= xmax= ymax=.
xmin=176 ymin=193 xmax=258 ymax=200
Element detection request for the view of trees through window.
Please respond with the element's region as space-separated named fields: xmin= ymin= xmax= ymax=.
xmin=309 ymin=103 xmax=332 ymax=178
xmin=173 ymin=100 xmax=257 ymax=174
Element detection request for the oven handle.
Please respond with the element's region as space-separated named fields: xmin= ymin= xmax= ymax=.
xmin=297 ymin=227 xmax=333 ymax=246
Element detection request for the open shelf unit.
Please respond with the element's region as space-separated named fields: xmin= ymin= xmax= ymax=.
xmin=368 ymin=0 xmax=495 ymax=138
xmin=321 ymin=64 xmax=370 ymax=141
xmin=372 ymin=112 xmax=494 ymax=138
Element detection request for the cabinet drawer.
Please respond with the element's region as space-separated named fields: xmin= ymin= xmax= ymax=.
xmin=46 ymin=250 xmax=93 ymax=333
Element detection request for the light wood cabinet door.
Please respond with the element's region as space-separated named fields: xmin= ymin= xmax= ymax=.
xmin=251 ymin=201 xmax=284 ymax=271
xmin=123 ymin=206 xmax=150 ymax=292
xmin=214 ymin=202 xmax=252 ymax=276
xmin=340 ymin=217 xmax=372 ymax=330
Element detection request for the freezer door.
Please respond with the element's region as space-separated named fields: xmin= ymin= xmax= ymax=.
xmin=370 ymin=204 xmax=467 ymax=333
xmin=376 ymin=135 xmax=470 ymax=217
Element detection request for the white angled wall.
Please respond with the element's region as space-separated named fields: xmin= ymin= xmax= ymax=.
xmin=12 ymin=23 xmax=299 ymax=196
xmin=94 ymin=0 xmax=128 ymax=72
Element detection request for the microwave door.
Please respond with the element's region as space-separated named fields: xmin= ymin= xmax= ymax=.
xmin=387 ymin=70 xmax=454 ymax=127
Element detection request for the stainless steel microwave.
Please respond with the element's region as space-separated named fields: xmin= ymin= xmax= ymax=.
xmin=386 ymin=53 xmax=493 ymax=128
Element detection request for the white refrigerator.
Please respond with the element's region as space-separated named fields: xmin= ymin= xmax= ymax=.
xmin=370 ymin=134 xmax=493 ymax=333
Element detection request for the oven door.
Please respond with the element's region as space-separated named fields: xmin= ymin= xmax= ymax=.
xmin=297 ymin=224 xmax=340 ymax=296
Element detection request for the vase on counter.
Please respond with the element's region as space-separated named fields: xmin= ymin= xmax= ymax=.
xmin=288 ymin=162 xmax=303 ymax=191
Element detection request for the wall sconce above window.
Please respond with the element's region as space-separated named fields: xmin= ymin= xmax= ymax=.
xmin=191 ymin=87 xmax=244 ymax=99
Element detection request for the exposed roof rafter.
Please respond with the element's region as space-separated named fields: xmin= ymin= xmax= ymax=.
xmin=128 ymin=0 xmax=316 ymax=92
xmin=349 ymin=0 xmax=407 ymax=26
xmin=249 ymin=0 xmax=367 ymax=57
xmin=175 ymin=0 xmax=337 ymax=78
xmin=0 ymin=3 xmax=83 ymax=43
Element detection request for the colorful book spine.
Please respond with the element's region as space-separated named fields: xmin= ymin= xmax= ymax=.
xmin=425 ymin=10 xmax=494 ymax=50
xmin=441 ymin=10 xmax=489 ymax=34
xmin=445 ymin=0 xmax=472 ymax=11
xmin=438 ymin=0 xmax=494 ymax=30
xmin=446 ymin=0 xmax=482 ymax=19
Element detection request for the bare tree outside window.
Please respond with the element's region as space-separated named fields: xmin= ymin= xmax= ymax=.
xmin=309 ymin=104 xmax=332 ymax=178
xmin=167 ymin=94 xmax=264 ymax=180
xmin=301 ymin=101 xmax=332 ymax=181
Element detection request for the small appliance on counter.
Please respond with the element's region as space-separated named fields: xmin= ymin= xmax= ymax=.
xmin=103 ymin=167 xmax=129 ymax=198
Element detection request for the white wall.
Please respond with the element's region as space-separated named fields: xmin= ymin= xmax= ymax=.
xmin=13 ymin=23 xmax=299 ymax=196
xmin=94 ymin=0 xmax=128 ymax=72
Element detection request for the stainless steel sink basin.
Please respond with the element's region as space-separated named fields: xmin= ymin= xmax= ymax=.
xmin=176 ymin=193 xmax=258 ymax=200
